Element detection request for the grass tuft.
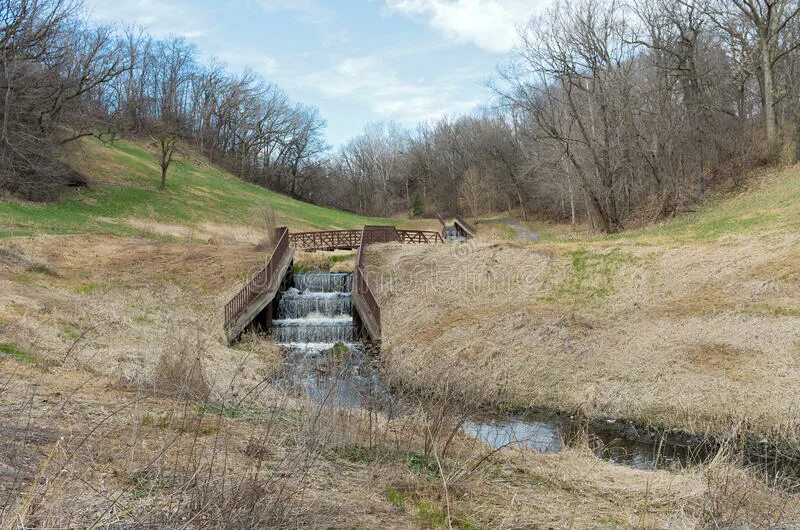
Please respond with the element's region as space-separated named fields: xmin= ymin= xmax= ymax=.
xmin=0 ymin=342 xmax=37 ymax=363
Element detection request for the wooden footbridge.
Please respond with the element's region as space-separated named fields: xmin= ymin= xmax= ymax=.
xmin=224 ymin=226 xmax=444 ymax=343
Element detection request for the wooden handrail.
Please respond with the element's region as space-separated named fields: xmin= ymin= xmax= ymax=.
xmin=452 ymin=214 xmax=476 ymax=237
xmin=352 ymin=226 xmax=400 ymax=340
xmin=398 ymin=229 xmax=444 ymax=244
xmin=224 ymin=227 xmax=289 ymax=330
xmin=289 ymin=227 xmax=442 ymax=251
xmin=289 ymin=229 xmax=362 ymax=251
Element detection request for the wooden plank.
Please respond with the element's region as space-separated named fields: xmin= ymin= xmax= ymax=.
xmin=226 ymin=248 xmax=294 ymax=343
xmin=352 ymin=288 xmax=381 ymax=341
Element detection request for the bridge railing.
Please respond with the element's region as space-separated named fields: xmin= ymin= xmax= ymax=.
xmin=398 ymin=229 xmax=444 ymax=244
xmin=289 ymin=227 xmax=443 ymax=251
xmin=289 ymin=229 xmax=362 ymax=251
xmin=452 ymin=214 xmax=477 ymax=237
xmin=224 ymin=226 xmax=289 ymax=330
xmin=353 ymin=226 xmax=400 ymax=338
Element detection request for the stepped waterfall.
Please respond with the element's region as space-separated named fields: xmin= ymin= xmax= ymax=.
xmin=271 ymin=272 xmax=388 ymax=408
xmin=272 ymin=273 xmax=356 ymax=347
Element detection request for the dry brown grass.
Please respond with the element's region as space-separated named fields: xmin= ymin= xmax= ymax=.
xmin=152 ymin=335 xmax=212 ymax=400
xmin=2 ymin=231 xmax=799 ymax=527
xmin=367 ymin=234 xmax=800 ymax=443
xmin=295 ymin=249 xmax=356 ymax=273
xmin=254 ymin=206 xmax=278 ymax=251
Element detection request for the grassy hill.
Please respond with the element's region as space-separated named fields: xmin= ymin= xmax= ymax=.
xmin=0 ymin=137 xmax=406 ymax=239
xmin=369 ymin=163 xmax=800 ymax=443
xmin=476 ymin=164 xmax=800 ymax=244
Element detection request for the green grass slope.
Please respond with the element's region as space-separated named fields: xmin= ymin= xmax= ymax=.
xmin=0 ymin=137 xmax=399 ymax=238
xmin=593 ymin=165 xmax=800 ymax=244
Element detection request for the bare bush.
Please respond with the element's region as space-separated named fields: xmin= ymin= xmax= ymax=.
xmin=254 ymin=206 xmax=278 ymax=251
xmin=153 ymin=336 xmax=211 ymax=401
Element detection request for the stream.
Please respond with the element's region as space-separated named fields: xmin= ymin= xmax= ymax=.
xmin=272 ymin=272 xmax=799 ymax=480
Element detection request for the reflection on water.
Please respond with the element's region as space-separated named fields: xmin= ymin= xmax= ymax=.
xmin=462 ymin=418 xmax=563 ymax=453
xmin=463 ymin=413 xmax=707 ymax=471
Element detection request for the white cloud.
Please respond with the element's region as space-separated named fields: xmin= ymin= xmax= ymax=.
xmin=305 ymin=56 xmax=484 ymax=124
xmin=83 ymin=0 xmax=209 ymax=38
xmin=384 ymin=0 xmax=542 ymax=53
xmin=256 ymin=0 xmax=333 ymax=25
xmin=215 ymin=49 xmax=280 ymax=76
xmin=255 ymin=0 xmax=348 ymax=45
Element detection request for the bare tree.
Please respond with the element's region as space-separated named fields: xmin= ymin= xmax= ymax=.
xmin=155 ymin=131 xmax=179 ymax=190
xmin=712 ymin=0 xmax=800 ymax=146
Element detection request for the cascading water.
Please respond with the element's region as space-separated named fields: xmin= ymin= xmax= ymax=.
xmin=272 ymin=273 xmax=357 ymax=346
xmin=272 ymin=272 xmax=388 ymax=408
xmin=444 ymin=226 xmax=466 ymax=242
xmin=291 ymin=272 xmax=352 ymax=293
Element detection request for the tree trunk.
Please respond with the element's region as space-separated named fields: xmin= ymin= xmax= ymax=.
xmin=762 ymin=44 xmax=777 ymax=146
xmin=160 ymin=165 xmax=167 ymax=190
xmin=795 ymin=120 xmax=800 ymax=164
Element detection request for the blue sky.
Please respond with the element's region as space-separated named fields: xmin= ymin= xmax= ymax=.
xmin=84 ymin=0 xmax=550 ymax=147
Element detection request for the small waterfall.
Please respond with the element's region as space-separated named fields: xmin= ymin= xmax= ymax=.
xmin=277 ymin=288 xmax=352 ymax=319
xmin=272 ymin=272 xmax=388 ymax=408
xmin=444 ymin=226 xmax=466 ymax=242
xmin=271 ymin=317 xmax=357 ymax=344
xmin=271 ymin=273 xmax=356 ymax=347
xmin=292 ymin=273 xmax=352 ymax=293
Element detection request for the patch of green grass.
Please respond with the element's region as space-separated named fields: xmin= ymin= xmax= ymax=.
xmin=341 ymin=446 xmax=377 ymax=464
xmin=0 ymin=342 xmax=37 ymax=364
xmin=750 ymin=304 xmax=800 ymax=317
xmin=494 ymin=223 xmax=516 ymax=240
xmin=10 ymin=271 xmax=42 ymax=286
xmin=71 ymin=282 xmax=102 ymax=295
xmin=292 ymin=263 xmax=321 ymax=274
xmin=198 ymin=402 xmax=267 ymax=419
xmin=141 ymin=413 xmax=173 ymax=429
xmin=130 ymin=470 xmax=181 ymax=499
xmin=385 ymin=488 xmax=407 ymax=507
xmin=415 ymin=501 xmax=448 ymax=528
xmin=329 ymin=253 xmax=355 ymax=263
xmin=406 ymin=453 xmax=438 ymax=476
xmin=413 ymin=500 xmax=478 ymax=530
xmin=335 ymin=445 xmax=438 ymax=478
xmin=0 ymin=137 xmax=398 ymax=239
xmin=544 ymin=248 xmax=642 ymax=303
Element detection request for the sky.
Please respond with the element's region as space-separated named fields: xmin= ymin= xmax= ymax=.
xmin=84 ymin=0 xmax=551 ymax=148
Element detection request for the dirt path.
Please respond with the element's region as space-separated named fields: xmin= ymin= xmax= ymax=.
xmin=499 ymin=217 xmax=540 ymax=241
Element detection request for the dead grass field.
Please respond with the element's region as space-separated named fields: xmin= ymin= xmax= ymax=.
xmin=368 ymin=230 xmax=800 ymax=444
xmin=2 ymin=234 xmax=797 ymax=527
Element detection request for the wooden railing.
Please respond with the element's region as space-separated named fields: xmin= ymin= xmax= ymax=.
xmin=398 ymin=229 xmax=444 ymax=244
xmin=289 ymin=229 xmax=362 ymax=251
xmin=352 ymin=226 xmax=400 ymax=340
xmin=453 ymin=214 xmax=477 ymax=237
xmin=224 ymin=227 xmax=289 ymax=330
xmin=289 ymin=227 xmax=442 ymax=250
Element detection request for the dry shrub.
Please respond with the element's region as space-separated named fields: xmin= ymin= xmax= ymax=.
xmin=153 ymin=336 xmax=211 ymax=401
xmin=711 ymin=129 xmax=783 ymax=190
xmin=254 ymin=206 xmax=278 ymax=251
xmin=700 ymin=460 xmax=800 ymax=528
xmin=294 ymin=250 xmax=355 ymax=273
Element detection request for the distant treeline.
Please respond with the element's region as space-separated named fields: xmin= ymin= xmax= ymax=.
xmin=2 ymin=0 xmax=800 ymax=231
xmin=318 ymin=0 xmax=800 ymax=232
